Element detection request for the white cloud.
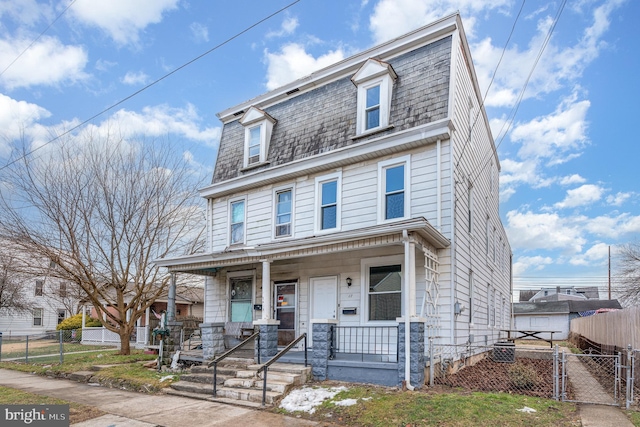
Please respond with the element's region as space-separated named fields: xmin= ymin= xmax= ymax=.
xmin=606 ymin=191 xmax=633 ymax=207
xmin=264 ymin=43 xmax=345 ymax=90
xmin=121 ymin=71 xmax=149 ymax=86
xmin=368 ymin=0 xmax=510 ymax=45
xmin=190 ymin=22 xmax=209 ymax=43
xmin=560 ymin=174 xmax=586 ymax=185
xmin=0 ymin=0 xmax=48 ymax=27
xmin=266 ymin=16 xmax=299 ymax=39
xmin=505 ymin=210 xmax=586 ymax=253
xmin=510 ymin=93 xmax=590 ymax=162
xmin=554 ymin=184 xmax=604 ymax=209
xmin=473 ymin=0 xmax=625 ymax=107
xmin=0 ymin=94 xmax=51 ymax=156
xmin=105 ymin=104 xmax=221 ymax=146
xmin=584 ymin=213 xmax=640 ymax=239
xmin=512 ymin=255 xmax=553 ymax=276
xmin=0 ymin=36 xmax=88 ymax=89
xmin=569 ymin=242 xmax=610 ymax=266
xmin=69 ymin=0 xmax=179 ymax=45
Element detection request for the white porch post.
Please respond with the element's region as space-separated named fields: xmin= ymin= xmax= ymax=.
xmin=261 ymin=259 xmax=272 ymax=320
xmin=145 ymin=307 xmax=150 ymax=344
xmin=81 ymin=305 xmax=86 ymax=329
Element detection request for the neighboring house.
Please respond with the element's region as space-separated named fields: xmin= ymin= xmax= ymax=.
xmin=157 ymin=13 xmax=511 ymax=386
xmin=512 ymin=300 xmax=622 ymax=340
xmin=519 ymin=286 xmax=600 ymax=302
xmin=0 ymin=250 xmax=76 ymax=336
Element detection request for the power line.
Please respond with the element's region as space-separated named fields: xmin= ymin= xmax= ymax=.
xmin=0 ymin=0 xmax=77 ymax=78
xmin=0 ymin=0 xmax=301 ymax=173
xmin=470 ymin=0 xmax=568 ymax=186
xmin=455 ymin=0 xmax=526 ymax=170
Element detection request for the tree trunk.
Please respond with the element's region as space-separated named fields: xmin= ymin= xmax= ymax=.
xmin=119 ymin=330 xmax=131 ymax=355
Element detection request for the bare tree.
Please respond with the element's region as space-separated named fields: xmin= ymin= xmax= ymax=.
xmin=0 ymin=251 xmax=32 ymax=314
xmin=615 ymin=241 xmax=640 ymax=306
xmin=0 ymin=131 xmax=205 ymax=354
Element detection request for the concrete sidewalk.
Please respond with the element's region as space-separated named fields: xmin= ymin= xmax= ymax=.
xmin=0 ymin=369 xmax=319 ymax=426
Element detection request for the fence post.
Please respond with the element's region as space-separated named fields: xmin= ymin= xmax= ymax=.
xmin=627 ymin=344 xmax=632 ymax=410
xmin=59 ymin=330 xmax=64 ymax=364
xmin=560 ymin=350 xmax=566 ymax=402
xmin=25 ymin=335 xmax=29 ymax=363
xmin=553 ymin=345 xmax=559 ymax=400
xmin=429 ymin=337 xmax=434 ymax=387
xmin=0 ymin=331 xmax=3 ymax=362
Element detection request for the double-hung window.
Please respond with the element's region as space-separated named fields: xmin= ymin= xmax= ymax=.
xmin=35 ymin=280 xmax=43 ymax=296
xmin=352 ymin=59 xmax=397 ymax=135
xmin=315 ymin=173 xmax=341 ymax=232
xmin=378 ymin=156 xmax=410 ymax=222
xmin=274 ymin=187 xmax=293 ymax=238
xmin=229 ymin=198 xmax=246 ymax=245
xmin=366 ymin=261 xmax=403 ymax=321
xmin=239 ymin=107 xmax=276 ymax=168
xmin=33 ymin=308 xmax=43 ymax=326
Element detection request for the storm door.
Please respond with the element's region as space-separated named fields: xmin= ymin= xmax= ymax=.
xmin=275 ymin=282 xmax=297 ymax=346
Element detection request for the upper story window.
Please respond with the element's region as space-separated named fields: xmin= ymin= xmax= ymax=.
xmin=315 ymin=172 xmax=341 ymax=233
xmin=229 ymin=198 xmax=246 ymax=245
xmin=352 ymin=59 xmax=397 ymax=135
xmin=35 ymin=280 xmax=43 ymax=296
xmin=33 ymin=308 xmax=43 ymax=326
xmin=274 ymin=187 xmax=293 ymax=238
xmin=239 ymin=107 xmax=276 ymax=168
xmin=378 ymin=156 xmax=410 ymax=223
xmin=59 ymin=283 xmax=67 ymax=298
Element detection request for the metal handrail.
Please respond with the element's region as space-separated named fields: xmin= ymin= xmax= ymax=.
xmin=256 ymin=333 xmax=308 ymax=406
xmin=209 ymin=331 xmax=260 ymax=397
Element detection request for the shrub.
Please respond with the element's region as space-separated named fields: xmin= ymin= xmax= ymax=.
xmin=508 ymin=362 xmax=539 ymax=390
xmin=56 ymin=313 xmax=102 ymax=330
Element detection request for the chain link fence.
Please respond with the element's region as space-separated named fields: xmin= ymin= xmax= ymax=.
xmin=0 ymin=330 xmax=115 ymax=364
xmin=427 ymin=340 xmax=561 ymax=399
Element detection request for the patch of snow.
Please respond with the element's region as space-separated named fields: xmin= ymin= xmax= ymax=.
xmin=159 ymin=375 xmax=175 ymax=382
xmin=517 ymin=406 xmax=537 ymax=413
xmin=333 ymin=398 xmax=358 ymax=407
xmin=279 ymin=386 xmax=347 ymax=414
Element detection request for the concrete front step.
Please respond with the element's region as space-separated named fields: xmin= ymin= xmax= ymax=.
xmin=180 ymin=372 xmax=233 ymax=385
xmin=224 ymin=377 xmax=292 ymax=394
xmin=215 ymin=386 xmax=281 ymax=405
xmin=163 ymin=388 xmax=265 ymax=409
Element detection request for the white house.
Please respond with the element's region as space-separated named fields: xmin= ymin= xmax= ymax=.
xmin=157 ymin=13 xmax=512 ymax=387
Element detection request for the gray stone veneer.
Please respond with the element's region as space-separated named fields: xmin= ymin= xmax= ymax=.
xmin=397 ymin=321 xmax=426 ymax=388
xmin=311 ymin=322 xmax=334 ymax=380
xmin=256 ymin=324 xmax=279 ymax=361
xmin=199 ymin=322 xmax=225 ymax=360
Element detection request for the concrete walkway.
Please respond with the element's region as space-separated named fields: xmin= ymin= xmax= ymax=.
xmin=0 ymin=369 xmax=319 ymax=426
xmin=562 ymin=351 xmax=634 ymax=427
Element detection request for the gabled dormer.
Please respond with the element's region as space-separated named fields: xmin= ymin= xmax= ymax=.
xmin=351 ymin=59 xmax=397 ymax=136
xmin=239 ymin=107 xmax=276 ymax=169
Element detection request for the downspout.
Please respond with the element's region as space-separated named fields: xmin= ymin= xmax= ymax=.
xmin=436 ymin=139 xmax=441 ymax=230
xmin=167 ymin=273 xmax=177 ymax=322
xmin=402 ymin=230 xmax=415 ymax=391
xmin=450 ymin=139 xmax=456 ymax=345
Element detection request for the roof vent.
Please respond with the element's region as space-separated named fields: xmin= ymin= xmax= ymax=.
xmin=233 ymin=110 xmax=245 ymax=116
xmin=286 ymin=88 xmax=299 ymax=95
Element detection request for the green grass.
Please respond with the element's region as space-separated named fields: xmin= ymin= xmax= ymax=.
xmin=627 ymin=410 xmax=640 ymax=427
xmin=0 ymin=386 xmax=104 ymax=424
xmin=1 ymin=341 xmax=115 ymax=360
xmin=277 ymin=385 xmax=581 ymax=426
xmin=0 ymin=350 xmax=173 ymax=392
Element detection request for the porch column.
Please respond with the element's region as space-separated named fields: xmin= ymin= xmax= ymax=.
xmin=81 ymin=306 xmax=86 ymax=329
xmin=144 ymin=307 xmax=150 ymax=344
xmin=167 ymin=273 xmax=177 ymax=322
xmin=311 ymin=319 xmax=338 ymax=381
xmin=254 ymin=259 xmax=279 ymax=361
xmin=397 ymin=318 xmax=426 ymax=388
xmin=200 ymin=322 xmax=225 ymax=360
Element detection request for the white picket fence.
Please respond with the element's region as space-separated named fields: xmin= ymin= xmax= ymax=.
xmin=81 ymin=326 xmax=149 ymax=347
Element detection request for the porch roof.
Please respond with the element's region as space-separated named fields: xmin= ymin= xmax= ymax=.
xmin=154 ymin=217 xmax=448 ymax=275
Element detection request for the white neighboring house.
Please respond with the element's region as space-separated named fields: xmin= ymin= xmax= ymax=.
xmin=157 ymin=13 xmax=512 ymax=386
xmin=0 ymin=249 xmax=77 ymax=336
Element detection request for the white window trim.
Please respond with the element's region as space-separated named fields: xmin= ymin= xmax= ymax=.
xmin=272 ymin=184 xmax=295 ymax=240
xmin=33 ymin=307 xmax=43 ymax=327
xmin=228 ymin=196 xmax=247 ymax=246
xmin=352 ymin=59 xmax=396 ymax=136
xmin=244 ymin=124 xmax=264 ymax=167
xmin=239 ymin=107 xmax=275 ymax=169
xmin=377 ymin=155 xmax=411 ymax=224
xmin=314 ymin=172 xmax=342 ymax=234
xmin=361 ymin=255 xmax=404 ymax=325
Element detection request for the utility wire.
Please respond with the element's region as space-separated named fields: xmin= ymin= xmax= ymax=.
xmin=455 ymin=0 xmax=526 ymax=170
xmin=0 ymin=0 xmax=77 ymax=78
xmin=470 ymin=0 xmax=567 ymax=185
xmin=0 ymin=0 xmax=301 ymax=172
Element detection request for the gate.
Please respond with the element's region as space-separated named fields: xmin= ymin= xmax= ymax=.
xmin=561 ymin=351 xmax=622 ymax=406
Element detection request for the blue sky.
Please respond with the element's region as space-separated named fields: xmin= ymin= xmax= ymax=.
xmin=0 ymin=0 xmax=637 ymax=300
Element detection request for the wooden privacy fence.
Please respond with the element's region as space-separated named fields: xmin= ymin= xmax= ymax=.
xmin=570 ymin=305 xmax=640 ymax=349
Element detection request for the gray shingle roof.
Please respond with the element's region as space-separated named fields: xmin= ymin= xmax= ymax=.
xmin=212 ymin=36 xmax=452 ymax=184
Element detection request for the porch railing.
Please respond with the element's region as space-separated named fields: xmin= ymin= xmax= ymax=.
xmin=256 ymin=333 xmax=307 ymax=406
xmin=331 ymin=325 xmax=398 ymax=360
xmin=208 ymin=331 xmax=260 ymax=397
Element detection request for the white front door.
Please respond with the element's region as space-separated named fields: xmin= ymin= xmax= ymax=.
xmin=310 ymin=276 xmax=338 ymax=320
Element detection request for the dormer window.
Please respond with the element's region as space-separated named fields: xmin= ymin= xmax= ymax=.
xmin=239 ymin=106 xmax=276 ymax=168
xmin=352 ymin=59 xmax=397 ymax=135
